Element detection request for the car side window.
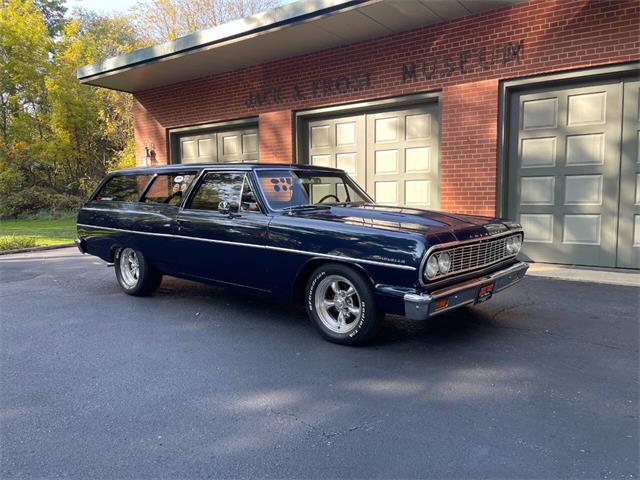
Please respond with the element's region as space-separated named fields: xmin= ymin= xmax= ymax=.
xmin=187 ymin=172 xmax=244 ymax=211
xmin=143 ymin=172 xmax=197 ymax=205
xmin=95 ymin=174 xmax=153 ymax=202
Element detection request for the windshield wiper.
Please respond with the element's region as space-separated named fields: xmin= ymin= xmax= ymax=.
xmin=281 ymin=204 xmax=332 ymax=213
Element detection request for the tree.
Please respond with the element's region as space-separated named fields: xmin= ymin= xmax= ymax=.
xmin=45 ymin=10 xmax=141 ymax=194
xmin=0 ymin=0 xmax=285 ymax=217
xmin=130 ymin=0 xmax=279 ymax=44
xmin=0 ymin=0 xmax=51 ymax=177
xmin=33 ymin=0 xmax=67 ymax=37
xmin=0 ymin=1 xmax=140 ymax=206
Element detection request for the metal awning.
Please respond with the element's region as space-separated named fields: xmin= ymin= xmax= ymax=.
xmin=77 ymin=0 xmax=523 ymax=93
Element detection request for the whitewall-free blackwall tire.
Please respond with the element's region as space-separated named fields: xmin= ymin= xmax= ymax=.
xmin=306 ymin=263 xmax=382 ymax=345
xmin=114 ymin=247 xmax=162 ymax=296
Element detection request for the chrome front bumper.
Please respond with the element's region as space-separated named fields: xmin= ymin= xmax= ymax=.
xmin=404 ymin=262 xmax=529 ymax=320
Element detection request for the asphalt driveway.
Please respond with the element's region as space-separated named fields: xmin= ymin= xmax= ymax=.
xmin=1 ymin=248 xmax=638 ymax=479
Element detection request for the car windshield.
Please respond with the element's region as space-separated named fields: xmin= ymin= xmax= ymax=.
xmin=255 ymin=169 xmax=370 ymax=211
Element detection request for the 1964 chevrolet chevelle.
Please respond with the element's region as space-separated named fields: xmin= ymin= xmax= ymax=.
xmin=76 ymin=163 xmax=527 ymax=345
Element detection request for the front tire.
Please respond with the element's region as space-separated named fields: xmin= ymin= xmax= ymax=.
xmin=114 ymin=247 xmax=162 ymax=296
xmin=306 ymin=263 xmax=382 ymax=345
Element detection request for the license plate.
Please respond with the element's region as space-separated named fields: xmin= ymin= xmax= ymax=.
xmin=476 ymin=282 xmax=495 ymax=304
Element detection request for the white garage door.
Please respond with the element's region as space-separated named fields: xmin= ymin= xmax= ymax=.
xmin=303 ymin=104 xmax=440 ymax=209
xmin=179 ymin=126 xmax=259 ymax=164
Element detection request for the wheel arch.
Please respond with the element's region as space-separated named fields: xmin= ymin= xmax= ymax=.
xmin=292 ymin=258 xmax=375 ymax=304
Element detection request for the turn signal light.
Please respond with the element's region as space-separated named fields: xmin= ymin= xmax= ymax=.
xmin=434 ymin=298 xmax=449 ymax=311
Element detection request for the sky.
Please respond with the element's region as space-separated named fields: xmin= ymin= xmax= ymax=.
xmin=65 ymin=0 xmax=297 ymax=15
xmin=65 ymin=0 xmax=138 ymax=15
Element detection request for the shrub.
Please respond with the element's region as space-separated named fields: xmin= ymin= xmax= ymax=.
xmin=0 ymin=187 xmax=83 ymax=219
xmin=0 ymin=235 xmax=37 ymax=251
xmin=0 ymin=168 xmax=25 ymax=197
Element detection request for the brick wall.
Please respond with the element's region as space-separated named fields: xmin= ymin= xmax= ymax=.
xmin=133 ymin=0 xmax=639 ymax=214
xmin=258 ymin=110 xmax=294 ymax=164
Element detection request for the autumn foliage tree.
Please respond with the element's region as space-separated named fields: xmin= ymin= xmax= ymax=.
xmin=130 ymin=0 xmax=279 ymax=44
xmin=0 ymin=0 xmax=277 ymax=218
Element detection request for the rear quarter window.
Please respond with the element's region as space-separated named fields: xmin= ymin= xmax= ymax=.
xmin=95 ymin=174 xmax=153 ymax=202
xmin=143 ymin=172 xmax=197 ymax=205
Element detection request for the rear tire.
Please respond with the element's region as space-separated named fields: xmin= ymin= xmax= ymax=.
xmin=305 ymin=263 xmax=382 ymax=345
xmin=114 ymin=247 xmax=162 ymax=296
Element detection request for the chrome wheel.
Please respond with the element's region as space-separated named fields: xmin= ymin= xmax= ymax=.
xmin=315 ymin=274 xmax=362 ymax=334
xmin=119 ymin=248 xmax=140 ymax=288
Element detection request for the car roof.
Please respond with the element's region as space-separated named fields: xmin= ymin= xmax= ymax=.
xmin=109 ymin=162 xmax=343 ymax=175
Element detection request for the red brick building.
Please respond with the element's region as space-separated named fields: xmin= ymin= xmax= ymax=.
xmin=78 ymin=0 xmax=639 ymax=268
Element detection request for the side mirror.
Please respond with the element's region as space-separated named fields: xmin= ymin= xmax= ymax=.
xmin=218 ymin=200 xmax=240 ymax=216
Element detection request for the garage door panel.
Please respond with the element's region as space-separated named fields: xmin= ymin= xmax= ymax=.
xmin=520 ymin=136 xmax=557 ymax=168
xmin=509 ymin=80 xmax=623 ymax=267
xmin=520 ymin=176 xmax=555 ymax=205
xmin=180 ymin=133 xmax=218 ymax=163
xmin=405 ymin=147 xmax=431 ymax=173
xmin=567 ymin=91 xmax=607 ymax=126
xmin=217 ymin=128 xmax=259 ymax=162
xmin=522 ymin=97 xmax=558 ymax=130
xmin=616 ymin=78 xmax=640 ymax=268
xmin=405 ymin=113 xmax=431 ymax=140
xmin=566 ymin=133 xmax=605 ymax=166
xmin=374 ymin=116 xmax=400 ymax=143
xmin=374 ymin=180 xmax=399 ymax=205
xmin=242 ymin=133 xmax=258 ymax=155
xmin=374 ymin=149 xmax=399 ymax=174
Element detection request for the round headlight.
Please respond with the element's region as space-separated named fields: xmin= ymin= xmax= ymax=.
xmin=505 ymin=236 xmax=515 ymax=254
xmin=425 ymin=255 xmax=439 ymax=279
xmin=437 ymin=252 xmax=451 ymax=274
xmin=513 ymin=235 xmax=522 ymax=254
xmin=506 ymin=235 xmax=522 ymax=254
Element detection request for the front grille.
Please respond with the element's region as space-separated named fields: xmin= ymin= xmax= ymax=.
xmin=423 ymin=233 xmax=522 ymax=282
xmin=449 ymin=237 xmax=511 ymax=274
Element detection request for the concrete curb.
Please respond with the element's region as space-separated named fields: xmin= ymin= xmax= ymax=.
xmin=527 ymin=263 xmax=639 ymax=287
xmin=0 ymin=243 xmax=74 ymax=256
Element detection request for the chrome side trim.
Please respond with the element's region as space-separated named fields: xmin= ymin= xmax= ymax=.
xmin=76 ymin=223 xmax=417 ymax=271
xmin=81 ymin=207 xmax=166 ymax=215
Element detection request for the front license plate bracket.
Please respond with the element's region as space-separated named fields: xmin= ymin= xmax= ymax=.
xmin=476 ymin=282 xmax=495 ymax=304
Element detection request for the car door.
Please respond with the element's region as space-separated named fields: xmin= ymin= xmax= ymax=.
xmin=174 ymin=170 xmax=270 ymax=292
xmin=135 ymin=170 xmax=199 ymax=273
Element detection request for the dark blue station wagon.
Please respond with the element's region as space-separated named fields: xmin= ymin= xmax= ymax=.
xmin=76 ymin=163 xmax=528 ymax=345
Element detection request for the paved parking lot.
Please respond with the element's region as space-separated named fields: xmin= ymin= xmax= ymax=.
xmin=1 ymin=248 xmax=638 ymax=479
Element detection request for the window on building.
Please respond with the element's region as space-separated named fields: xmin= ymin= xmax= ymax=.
xmin=187 ymin=172 xmax=244 ymax=211
xmin=142 ymin=172 xmax=198 ymax=205
xmin=95 ymin=174 xmax=153 ymax=202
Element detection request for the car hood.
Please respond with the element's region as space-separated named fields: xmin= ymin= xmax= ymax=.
xmin=290 ymin=204 xmax=520 ymax=242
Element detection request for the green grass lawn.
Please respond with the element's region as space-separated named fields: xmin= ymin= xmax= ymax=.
xmin=0 ymin=213 xmax=77 ymax=251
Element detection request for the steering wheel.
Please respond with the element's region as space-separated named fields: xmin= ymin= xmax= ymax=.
xmin=317 ymin=194 xmax=340 ymax=204
xmin=163 ymin=191 xmax=182 ymax=204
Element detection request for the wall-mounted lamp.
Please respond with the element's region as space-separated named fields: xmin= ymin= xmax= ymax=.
xmin=144 ymin=142 xmax=156 ymax=166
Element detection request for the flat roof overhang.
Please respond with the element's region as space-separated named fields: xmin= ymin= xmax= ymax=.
xmin=77 ymin=0 xmax=523 ymax=93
